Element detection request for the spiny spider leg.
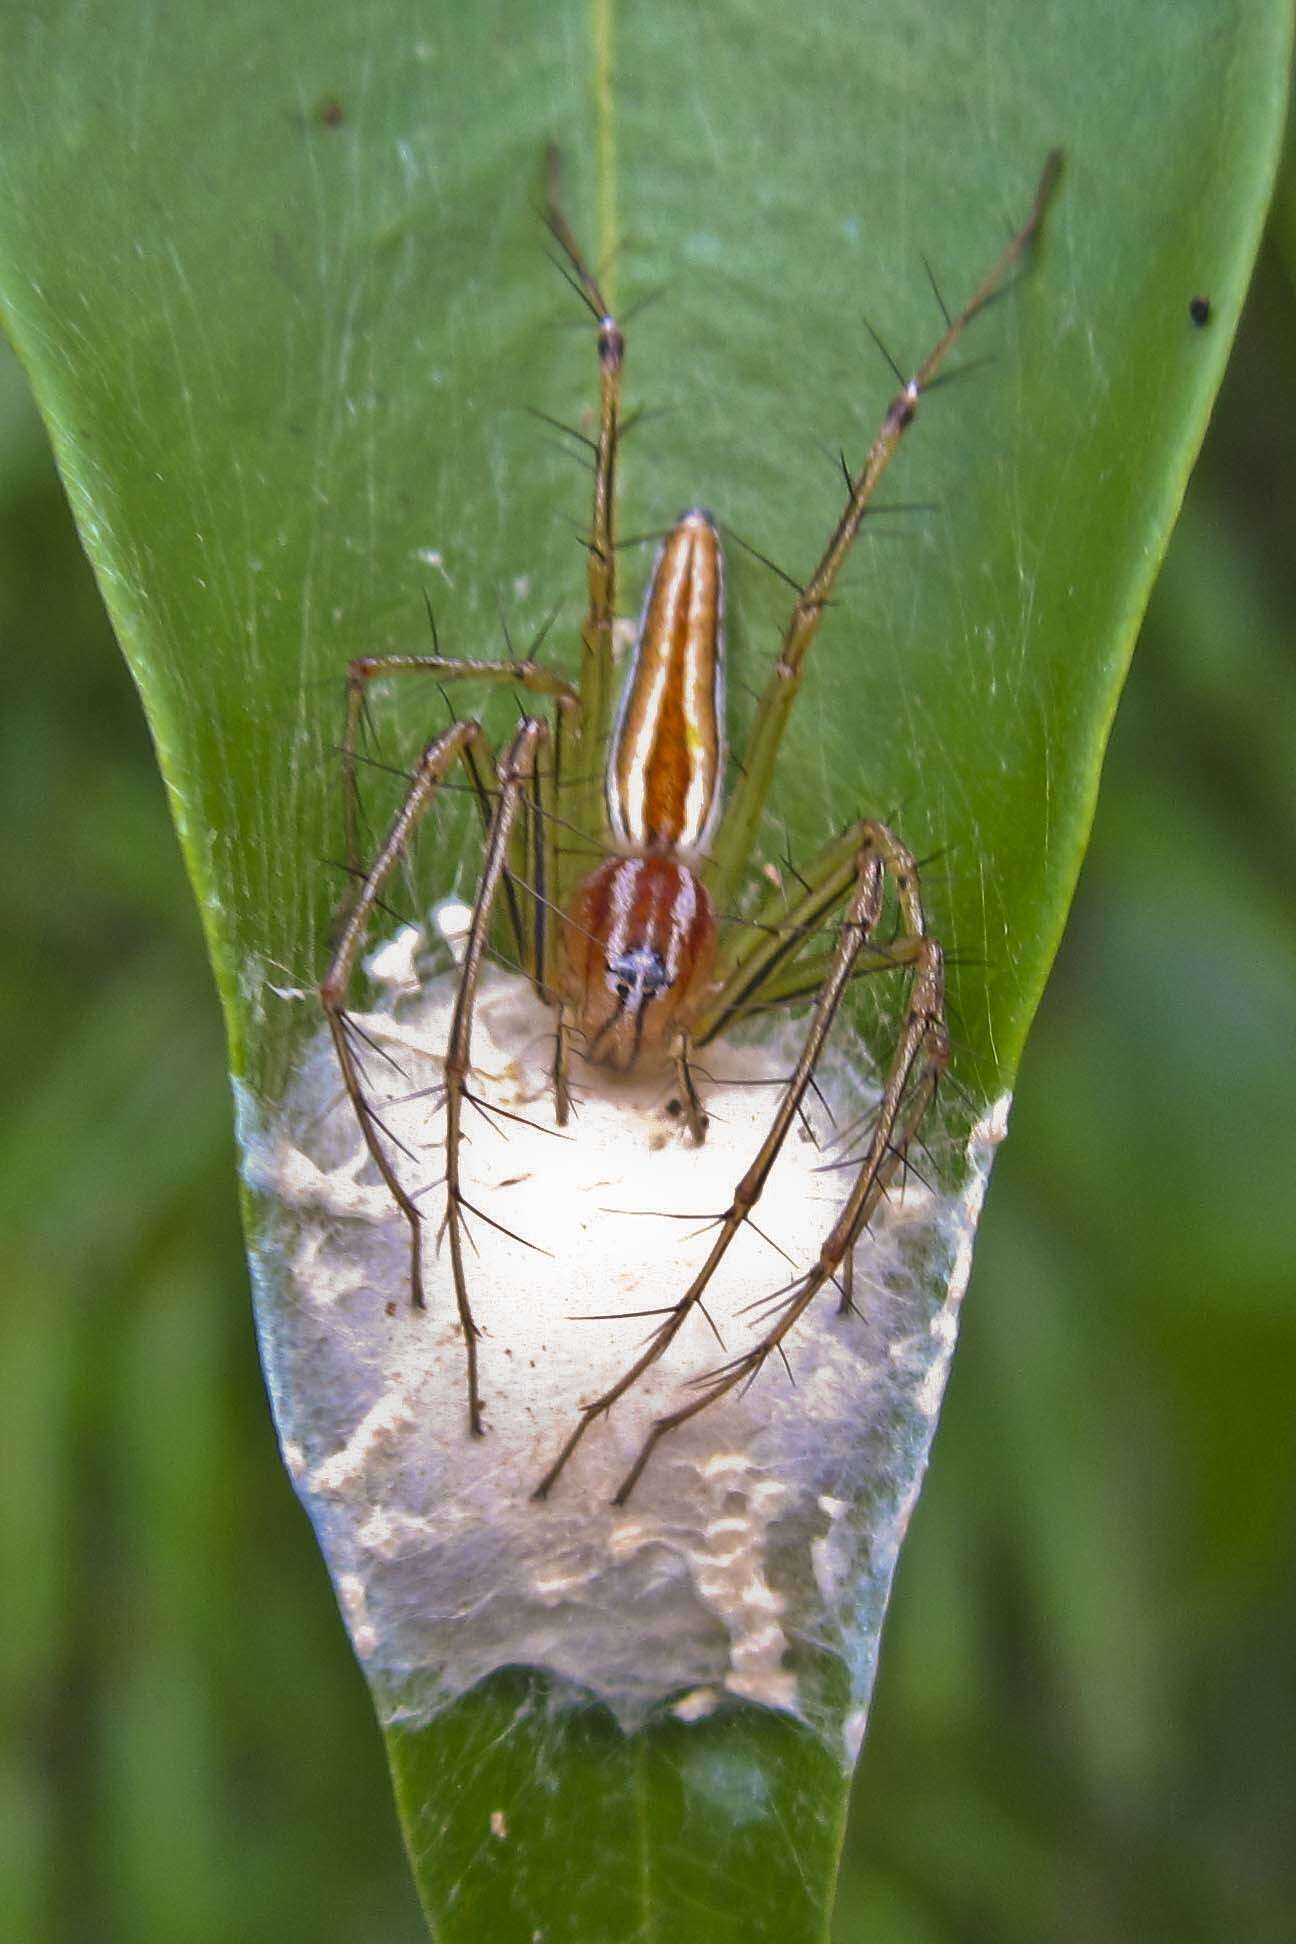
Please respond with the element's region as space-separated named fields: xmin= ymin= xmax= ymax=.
xmin=340 ymin=652 xmax=577 ymax=891
xmin=320 ymin=719 xmax=484 ymax=1309
xmin=542 ymin=158 xmax=624 ymax=884
xmin=611 ymin=856 xmax=949 ymax=1504
xmin=534 ymin=832 xmax=892 ymax=1499
xmin=698 ymin=820 xmax=882 ymax=1042
xmin=670 ymin=1029 xmax=709 ymax=1144
xmin=710 ymin=938 xmax=926 ymax=1022
xmin=706 ymin=150 xmax=1061 ymax=907
xmin=442 ymin=716 xmax=550 ymax=1434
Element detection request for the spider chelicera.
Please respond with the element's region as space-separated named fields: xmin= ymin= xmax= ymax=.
xmin=319 ymin=152 xmax=1060 ymax=1503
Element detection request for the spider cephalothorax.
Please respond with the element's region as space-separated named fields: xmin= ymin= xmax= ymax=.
xmin=563 ymin=852 xmax=714 ymax=1070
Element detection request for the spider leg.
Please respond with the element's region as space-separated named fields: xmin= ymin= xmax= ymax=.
xmin=552 ymin=1001 xmax=577 ymax=1126
xmin=708 ymin=939 xmax=924 ymax=1021
xmin=442 ymin=716 xmax=550 ymax=1434
xmin=337 ymin=651 xmax=577 ymax=1000
xmin=339 ymin=652 xmax=577 ymax=897
xmin=542 ymin=169 xmax=625 ymax=894
xmin=506 ymin=693 xmax=566 ymax=1005
xmin=520 ymin=719 xmax=580 ymax=1126
xmin=533 ymin=840 xmax=886 ymax=1500
xmin=320 ymin=720 xmax=485 ymax=1310
xmin=705 ymin=153 xmax=1060 ymax=910
xmin=611 ymin=823 xmax=949 ymax=1503
xmin=702 ymin=811 xmax=943 ymax=1036
xmin=671 ymin=1030 xmax=709 ymax=1144
xmin=702 ymin=819 xmax=886 ymax=1040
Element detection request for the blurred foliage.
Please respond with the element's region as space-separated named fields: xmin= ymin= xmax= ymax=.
xmin=3 ymin=155 xmax=1294 ymax=1944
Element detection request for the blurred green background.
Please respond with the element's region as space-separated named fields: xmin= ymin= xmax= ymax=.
xmin=3 ymin=145 xmax=1294 ymax=1944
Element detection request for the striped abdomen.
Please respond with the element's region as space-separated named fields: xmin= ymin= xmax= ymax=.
xmin=606 ymin=507 xmax=725 ymax=854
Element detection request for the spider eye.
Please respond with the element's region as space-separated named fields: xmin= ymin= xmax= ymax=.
xmin=606 ymin=946 xmax=671 ymax=1003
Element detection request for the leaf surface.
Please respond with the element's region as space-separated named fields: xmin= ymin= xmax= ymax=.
xmin=1 ymin=1 xmax=1288 ymax=1936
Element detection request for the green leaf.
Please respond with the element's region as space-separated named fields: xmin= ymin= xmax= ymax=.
xmin=0 ymin=2 xmax=1287 ymax=1939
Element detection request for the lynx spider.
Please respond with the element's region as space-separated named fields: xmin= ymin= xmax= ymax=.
xmin=319 ymin=153 xmax=1060 ymax=1503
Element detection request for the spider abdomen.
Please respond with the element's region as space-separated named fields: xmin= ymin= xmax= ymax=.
xmin=562 ymin=854 xmax=715 ymax=1070
xmin=606 ymin=506 xmax=725 ymax=853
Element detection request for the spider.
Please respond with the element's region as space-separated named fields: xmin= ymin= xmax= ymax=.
xmin=319 ymin=152 xmax=1061 ymax=1503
